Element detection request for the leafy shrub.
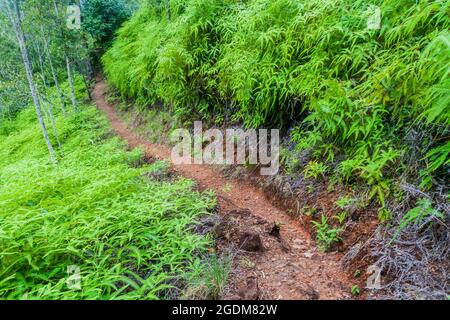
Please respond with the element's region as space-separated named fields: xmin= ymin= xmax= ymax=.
xmin=303 ymin=160 xmax=328 ymax=180
xmin=311 ymin=214 xmax=343 ymax=252
xmin=334 ymin=211 xmax=348 ymax=225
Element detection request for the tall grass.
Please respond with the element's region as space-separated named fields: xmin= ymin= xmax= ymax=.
xmin=103 ymin=0 xmax=449 ymax=203
xmin=0 ymin=105 xmax=216 ymax=299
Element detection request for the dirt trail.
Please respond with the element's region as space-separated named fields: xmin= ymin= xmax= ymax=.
xmin=92 ymin=79 xmax=352 ymax=300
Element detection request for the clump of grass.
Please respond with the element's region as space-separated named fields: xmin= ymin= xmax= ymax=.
xmin=0 ymin=106 xmax=217 ymax=299
xmin=181 ymin=254 xmax=232 ymax=300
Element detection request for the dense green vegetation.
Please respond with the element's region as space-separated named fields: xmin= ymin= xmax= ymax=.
xmin=103 ymin=0 xmax=449 ymax=206
xmin=0 ymin=103 xmax=217 ymax=299
xmin=0 ymin=0 xmax=448 ymax=301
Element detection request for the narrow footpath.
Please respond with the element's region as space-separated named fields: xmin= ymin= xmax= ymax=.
xmin=92 ymin=79 xmax=352 ymax=300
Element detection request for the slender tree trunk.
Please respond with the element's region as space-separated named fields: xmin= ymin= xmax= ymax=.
xmin=42 ymin=31 xmax=66 ymax=113
xmin=39 ymin=93 xmax=50 ymax=121
xmin=66 ymin=56 xmax=77 ymax=112
xmin=52 ymin=0 xmax=60 ymax=17
xmin=52 ymin=0 xmax=77 ymax=111
xmin=34 ymin=41 xmax=51 ymax=119
xmin=6 ymin=0 xmax=56 ymax=163
xmin=40 ymin=97 xmax=62 ymax=150
xmin=75 ymin=60 xmax=92 ymax=101
xmin=37 ymin=63 xmax=62 ymax=152
xmin=82 ymin=72 xmax=92 ymax=101
xmin=33 ymin=40 xmax=48 ymax=87
xmin=86 ymin=58 xmax=94 ymax=81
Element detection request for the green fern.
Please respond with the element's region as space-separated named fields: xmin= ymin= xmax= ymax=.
xmin=390 ymin=198 xmax=444 ymax=244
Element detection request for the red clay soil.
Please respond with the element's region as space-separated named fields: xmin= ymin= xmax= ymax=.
xmin=92 ymin=79 xmax=353 ymax=300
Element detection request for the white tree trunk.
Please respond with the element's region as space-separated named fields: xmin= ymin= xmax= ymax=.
xmin=5 ymin=0 xmax=56 ymax=163
xmin=40 ymin=96 xmax=62 ymax=150
xmin=42 ymin=31 xmax=66 ymax=113
xmin=66 ymin=56 xmax=77 ymax=112
xmin=36 ymin=61 xmax=62 ymax=152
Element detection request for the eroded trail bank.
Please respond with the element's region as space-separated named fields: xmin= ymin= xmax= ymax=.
xmin=92 ymin=79 xmax=352 ymax=300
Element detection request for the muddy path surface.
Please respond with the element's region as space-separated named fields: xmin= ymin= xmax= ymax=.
xmin=92 ymin=79 xmax=353 ymax=300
